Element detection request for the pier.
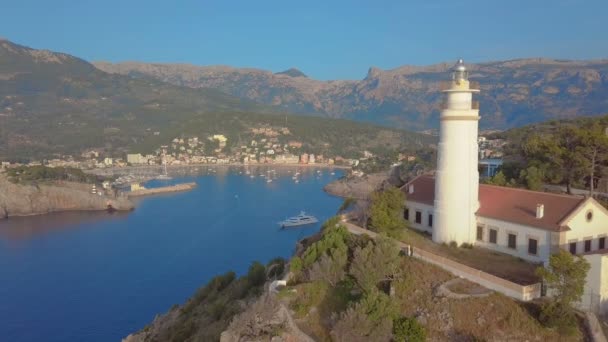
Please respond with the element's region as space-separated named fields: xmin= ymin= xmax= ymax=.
xmin=127 ymin=182 xmax=197 ymax=197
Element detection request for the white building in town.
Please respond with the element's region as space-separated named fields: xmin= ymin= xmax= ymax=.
xmin=402 ymin=60 xmax=608 ymax=314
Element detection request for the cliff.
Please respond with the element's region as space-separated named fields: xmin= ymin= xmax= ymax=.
xmin=0 ymin=174 xmax=134 ymax=218
xmin=324 ymin=173 xmax=389 ymax=199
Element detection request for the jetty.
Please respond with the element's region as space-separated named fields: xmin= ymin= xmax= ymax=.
xmin=127 ymin=182 xmax=197 ymax=197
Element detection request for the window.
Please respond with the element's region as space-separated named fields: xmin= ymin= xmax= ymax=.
xmin=585 ymin=239 xmax=592 ymax=253
xmin=404 ymin=208 xmax=409 ymax=221
xmin=489 ymin=229 xmax=497 ymax=244
xmin=528 ymin=238 xmax=538 ymax=255
xmin=569 ymin=242 xmax=577 ymax=255
xmin=476 ymin=225 xmax=484 ymax=241
xmin=586 ymin=210 xmax=593 ymax=222
xmin=508 ymin=233 xmax=517 ymax=249
xmin=415 ymin=211 xmax=422 ymax=224
xmin=600 ymin=237 xmax=606 ymax=250
xmin=428 ymin=214 xmax=433 ymax=227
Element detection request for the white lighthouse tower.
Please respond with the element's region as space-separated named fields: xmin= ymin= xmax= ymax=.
xmin=433 ymin=59 xmax=480 ymax=245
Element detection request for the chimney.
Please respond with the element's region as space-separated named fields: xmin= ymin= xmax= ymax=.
xmin=536 ymin=204 xmax=544 ymax=219
xmin=409 ymin=184 xmax=414 ymax=194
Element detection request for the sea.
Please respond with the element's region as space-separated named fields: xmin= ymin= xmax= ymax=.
xmin=0 ymin=166 xmax=344 ymax=342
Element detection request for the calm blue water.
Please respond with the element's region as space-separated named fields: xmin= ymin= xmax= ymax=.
xmin=0 ymin=166 xmax=343 ymax=342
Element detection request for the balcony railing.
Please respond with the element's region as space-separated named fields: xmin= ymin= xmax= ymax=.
xmin=439 ymin=80 xmax=480 ymax=91
xmin=440 ymin=100 xmax=480 ymax=110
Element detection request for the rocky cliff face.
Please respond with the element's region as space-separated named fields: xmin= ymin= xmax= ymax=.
xmin=94 ymin=59 xmax=608 ymax=130
xmin=0 ymin=175 xmax=133 ymax=218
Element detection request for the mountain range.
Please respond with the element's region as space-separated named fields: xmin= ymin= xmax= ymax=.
xmin=0 ymin=39 xmax=431 ymax=161
xmin=94 ymin=58 xmax=608 ymax=130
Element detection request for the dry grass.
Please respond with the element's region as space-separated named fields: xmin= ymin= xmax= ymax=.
xmin=447 ymin=278 xmax=490 ymax=295
xmin=396 ymin=258 xmax=583 ymax=341
xmin=401 ymin=227 xmax=541 ymax=285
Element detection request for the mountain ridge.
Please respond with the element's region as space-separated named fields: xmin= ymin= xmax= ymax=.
xmin=94 ymin=58 xmax=608 ymax=130
xmin=0 ymin=39 xmax=431 ymax=161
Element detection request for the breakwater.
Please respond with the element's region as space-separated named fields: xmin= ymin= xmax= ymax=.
xmin=127 ymin=182 xmax=197 ymax=197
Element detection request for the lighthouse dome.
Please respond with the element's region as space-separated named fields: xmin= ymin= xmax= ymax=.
xmin=453 ymin=59 xmax=466 ymax=72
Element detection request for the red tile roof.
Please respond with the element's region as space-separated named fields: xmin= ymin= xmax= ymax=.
xmin=402 ymin=175 xmax=587 ymax=232
xmin=401 ymin=175 xmax=435 ymax=206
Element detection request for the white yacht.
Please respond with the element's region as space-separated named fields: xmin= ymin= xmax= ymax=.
xmin=278 ymin=211 xmax=318 ymax=228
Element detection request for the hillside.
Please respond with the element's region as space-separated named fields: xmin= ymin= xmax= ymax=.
xmin=485 ymin=115 xmax=608 ymax=196
xmin=490 ymin=114 xmax=608 ymax=145
xmin=94 ymin=58 xmax=608 ymax=130
xmin=0 ymin=39 xmax=433 ymax=161
xmin=125 ymin=220 xmax=585 ymax=342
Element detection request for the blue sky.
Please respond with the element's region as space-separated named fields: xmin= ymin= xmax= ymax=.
xmin=2 ymin=0 xmax=607 ymax=80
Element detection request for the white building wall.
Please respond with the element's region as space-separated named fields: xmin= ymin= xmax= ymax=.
xmin=563 ymin=200 xmax=608 ymax=254
xmin=404 ymin=201 xmax=434 ymax=234
xmin=476 ymin=216 xmax=552 ymax=264
xmin=580 ymin=254 xmax=608 ymax=315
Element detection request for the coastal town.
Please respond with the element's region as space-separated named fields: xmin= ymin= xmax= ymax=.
xmin=2 ymin=126 xmax=357 ymax=170
xmin=0 ymin=123 xmax=506 ymax=180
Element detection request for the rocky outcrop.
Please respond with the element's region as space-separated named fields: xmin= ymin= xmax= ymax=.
xmin=324 ymin=173 xmax=388 ymax=199
xmin=220 ymin=295 xmax=315 ymax=342
xmin=0 ymin=175 xmax=133 ymax=218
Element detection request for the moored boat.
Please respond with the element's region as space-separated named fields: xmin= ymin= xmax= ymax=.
xmin=278 ymin=211 xmax=318 ymax=228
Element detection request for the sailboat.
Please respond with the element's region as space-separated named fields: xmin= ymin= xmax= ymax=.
xmin=157 ymin=159 xmax=172 ymax=180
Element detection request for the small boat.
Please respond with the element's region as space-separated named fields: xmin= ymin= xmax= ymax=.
xmin=266 ymin=179 xmax=272 ymax=183
xmin=278 ymin=211 xmax=318 ymax=228
xmin=157 ymin=162 xmax=172 ymax=180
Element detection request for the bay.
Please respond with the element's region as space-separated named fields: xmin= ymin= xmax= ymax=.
xmin=0 ymin=166 xmax=344 ymax=342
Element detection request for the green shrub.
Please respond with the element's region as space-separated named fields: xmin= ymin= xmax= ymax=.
xmin=449 ymin=241 xmax=458 ymax=248
xmin=301 ymin=223 xmax=348 ymax=267
xmin=290 ymin=256 xmax=303 ymax=275
xmin=7 ymin=165 xmax=101 ymax=184
xmin=291 ymin=281 xmax=329 ymax=317
xmin=539 ymin=302 xmax=578 ymax=336
xmin=536 ymin=250 xmax=590 ymax=335
xmin=460 ymin=242 xmax=473 ymax=249
xmin=247 ymin=261 xmax=267 ymax=287
xmin=393 ymin=316 xmax=426 ymax=342
xmin=368 ymin=187 xmax=406 ymax=238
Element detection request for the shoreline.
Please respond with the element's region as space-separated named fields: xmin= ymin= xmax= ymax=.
xmin=3 ymin=167 xmax=345 ymax=220
xmin=86 ymin=162 xmax=351 ymax=175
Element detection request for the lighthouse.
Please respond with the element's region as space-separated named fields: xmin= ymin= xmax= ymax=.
xmin=432 ymin=59 xmax=480 ymax=245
